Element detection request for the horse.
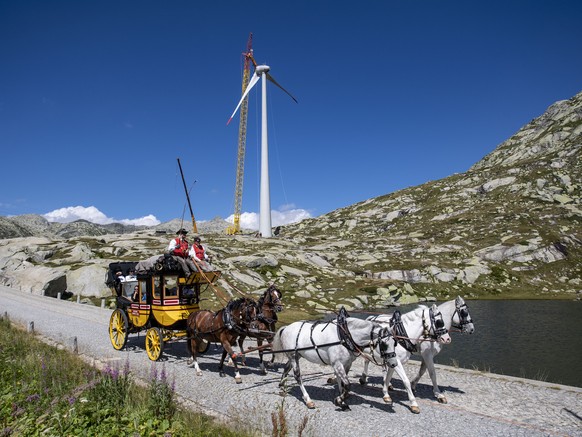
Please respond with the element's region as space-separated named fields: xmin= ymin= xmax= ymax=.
xmin=362 ymin=298 xmax=472 ymax=404
xmin=407 ymin=296 xmax=474 ymax=403
xmin=271 ymin=308 xmax=420 ymax=412
xmin=186 ymin=297 xmax=257 ymax=383
xmin=236 ymin=284 xmax=283 ymax=374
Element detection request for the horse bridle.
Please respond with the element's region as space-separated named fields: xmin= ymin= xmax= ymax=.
xmin=256 ymin=286 xmax=283 ymax=327
xmin=452 ymin=299 xmax=473 ymax=330
xmin=224 ymin=298 xmax=257 ymax=334
xmin=265 ymin=285 xmax=283 ymax=312
xmin=373 ymin=326 xmax=397 ymax=368
xmin=423 ymin=308 xmax=448 ymax=340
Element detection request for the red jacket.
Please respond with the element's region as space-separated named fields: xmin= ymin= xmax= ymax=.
xmin=192 ymin=243 xmax=205 ymax=260
xmin=171 ymin=237 xmax=189 ymax=258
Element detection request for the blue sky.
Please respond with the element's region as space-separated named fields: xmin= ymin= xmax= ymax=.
xmin=1 ymin=1 xmax=581 ymax=230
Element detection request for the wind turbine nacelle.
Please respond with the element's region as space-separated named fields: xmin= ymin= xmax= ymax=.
xmin=256 ymin=65 xmax=270 ymax=74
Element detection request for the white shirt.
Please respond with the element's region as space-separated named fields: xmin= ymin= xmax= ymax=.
xmin=188 ymin=244 xmax=209 ymax=261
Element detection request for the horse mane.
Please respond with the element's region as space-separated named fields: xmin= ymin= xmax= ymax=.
xmin=401 ymin=305 xmax=428 ymax=323
xmin=257 ymin=294 xmax=266 ymax=307
xmin=344 ymin=317 xmax=370 ymax=330
xmin=226 ymin=297 xmax=251 ymax=311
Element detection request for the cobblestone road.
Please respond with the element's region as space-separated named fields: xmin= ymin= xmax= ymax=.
xmin=2 ymin=286 xmax=581 ymax=436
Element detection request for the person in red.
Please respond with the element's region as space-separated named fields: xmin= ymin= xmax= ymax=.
xmin=167 ymin=228 xmax=196 ymax=276
xmin=189 ymin=236 xmax=212 ymax=272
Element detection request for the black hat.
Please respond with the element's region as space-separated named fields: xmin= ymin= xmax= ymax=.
xmin=176 ymin=228 xmax=188 ymax=235
xmin=193 ymin=236 xmax=201 ymax=243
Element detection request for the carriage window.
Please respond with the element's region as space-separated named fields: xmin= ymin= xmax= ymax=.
xmin=122 ymin=281 xmax=136 ymax=300
xmin=153 ymin=277 xmax=161 ymax=298
xmin=139 ymin=279 xmax=148 ymax=302
xmin=164 ymin=277 xmax=178 ymax=297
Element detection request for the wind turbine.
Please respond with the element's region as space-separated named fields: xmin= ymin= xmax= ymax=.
xmin=227 ymin=63 xmax=297 ymax=237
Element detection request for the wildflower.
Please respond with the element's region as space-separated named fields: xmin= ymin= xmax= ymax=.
xmin=26 ymin=393 xmax=40 ymax=403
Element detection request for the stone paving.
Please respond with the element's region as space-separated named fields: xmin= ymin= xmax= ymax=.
xmin=2 ymin=285 xmax=581 ymax=436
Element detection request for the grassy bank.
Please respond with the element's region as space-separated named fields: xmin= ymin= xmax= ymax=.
xmin=0 ymin=316 xmax=248 ymax=436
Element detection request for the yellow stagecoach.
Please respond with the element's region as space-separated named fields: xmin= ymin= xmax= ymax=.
xmin=106 ymin=258 xmax=220 ymax=361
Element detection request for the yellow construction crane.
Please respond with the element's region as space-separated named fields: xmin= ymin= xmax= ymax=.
xmin=227 ymin=33 xmax=256 ymax=235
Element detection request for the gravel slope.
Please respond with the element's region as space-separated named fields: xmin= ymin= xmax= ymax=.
xmin=1 ymin=286 xmax=581 ymax=437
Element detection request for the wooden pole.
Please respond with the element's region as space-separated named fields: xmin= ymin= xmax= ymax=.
xmin=177 ymin=158 xmax=198 ymax=233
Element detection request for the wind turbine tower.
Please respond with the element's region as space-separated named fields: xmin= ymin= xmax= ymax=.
xmin=228 ymin=57 xmax=297 ymax=237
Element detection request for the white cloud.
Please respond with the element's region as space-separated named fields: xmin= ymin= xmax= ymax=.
xmin=43 ymin=206 xmax=161 ymax=227
xmin=226 ymin=206 xmax=311 ymax=230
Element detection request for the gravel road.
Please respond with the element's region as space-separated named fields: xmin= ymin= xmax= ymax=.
xmin=2 ymin=285 xmax=581 ymax=437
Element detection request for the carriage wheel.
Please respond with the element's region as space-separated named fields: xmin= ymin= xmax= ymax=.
xmin=145 ymin=327 xmax=164 ymax=361
xmin=109 ymin=309 xmax=129 ymax=350
xmin=197 ymin=339 xmax=210 ymax=354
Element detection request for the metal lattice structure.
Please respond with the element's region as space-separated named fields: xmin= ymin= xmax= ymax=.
xmin=227 ymin=33 xmax=256 ymax=235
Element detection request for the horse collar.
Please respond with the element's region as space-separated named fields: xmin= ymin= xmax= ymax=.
xmin=390 ymin=310 xmax=417 ymax=353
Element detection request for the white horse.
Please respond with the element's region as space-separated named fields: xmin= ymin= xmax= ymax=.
xmin=272 ymin=309 xmax=420 ymax=413
xmin=362 ymin=297 xmax=473 ymax=404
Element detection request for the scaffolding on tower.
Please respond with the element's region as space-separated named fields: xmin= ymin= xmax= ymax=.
xmin=227 ymin=33 xmax=257 ymax=235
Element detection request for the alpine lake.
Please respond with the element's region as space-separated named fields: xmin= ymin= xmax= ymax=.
xmin=353 ymin=299 xmax=582 ymax=388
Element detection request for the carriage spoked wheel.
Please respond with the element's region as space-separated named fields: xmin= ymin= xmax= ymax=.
xmin=109 ymin=308 xmax=129 ymax=350
xmin=196 ymin=339 xmax=210 ymax=354
xmin=145 ymin=327 xmax=165 ymax=361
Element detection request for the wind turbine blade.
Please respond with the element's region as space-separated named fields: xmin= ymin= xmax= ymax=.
xmin=265 ymin=73 xmax=298 ymax=103
xmin=227 ymin=72 xmax=261 ymax=125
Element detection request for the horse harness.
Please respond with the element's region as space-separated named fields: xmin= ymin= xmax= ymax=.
xmin=371 ymin=307 xmax=448 ymax=351
xmin=423 ymin=308 xmax=448 ymax=340
xmin=389 ymin=310 xmax=418 ymax=353
xmin=287 ymin=308 xmax=394 ymax=366
xmin=191 ymin=299 xmax=254 ymax=337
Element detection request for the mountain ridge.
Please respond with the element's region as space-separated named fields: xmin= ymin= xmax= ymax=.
xmin=1 ymin=90 xmax=580 ymax=310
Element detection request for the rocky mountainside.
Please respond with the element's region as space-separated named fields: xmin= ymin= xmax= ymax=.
xmin=0 ymin=215 xmax=231 ymax=239
xmin=1 ymin=91 xmax=580 ymax=313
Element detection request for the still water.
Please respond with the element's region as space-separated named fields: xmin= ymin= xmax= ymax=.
xmin=357 ymin=300 xmax=582 ymax=388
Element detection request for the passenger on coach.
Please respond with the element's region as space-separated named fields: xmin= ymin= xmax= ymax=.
xmin=167 ymin=228 xmax=197 ymax=277
xmin=189 ymin=236 xmax=213 ymax=272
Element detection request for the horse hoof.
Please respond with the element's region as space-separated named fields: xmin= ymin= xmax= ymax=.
xmin=410 ymin=406 xmax=421 ymax=414
xmin=437 ymin=397 xmax=448 ymax=404
xmin=260 ymin=368 xmax=267 ymax=376
xmin=388 ymin=384 xmax=394 ymax=391
xmin=235 ymin=377 xmax=242 ymax=384
xmin=306 ymin=401 xmax=316 ymax=409
xmin=383 ymin=395 xmax=393 ymax=405
xmin=186 ymin=358 xmax=194 ymax=366
xmin=326 ymin=377 xmax=336 ymax=385
xmin=196 ymin=371 xmax=202 ymax=376
xmin=219 ymin=372 xmax=226 ymax=378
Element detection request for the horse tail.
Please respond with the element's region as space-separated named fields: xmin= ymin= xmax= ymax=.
xmin=270 ymin=326 xmax=287 ymax=363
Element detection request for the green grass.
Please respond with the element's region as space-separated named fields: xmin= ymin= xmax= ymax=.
xmin=0 ymin=316 xmax=249 ymax=436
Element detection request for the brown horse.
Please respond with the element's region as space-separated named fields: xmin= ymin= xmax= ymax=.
xmin=237 ymin=284 xmax=283 ymax=374
xmin=186 ymin=297 xmax=257 ymax=383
